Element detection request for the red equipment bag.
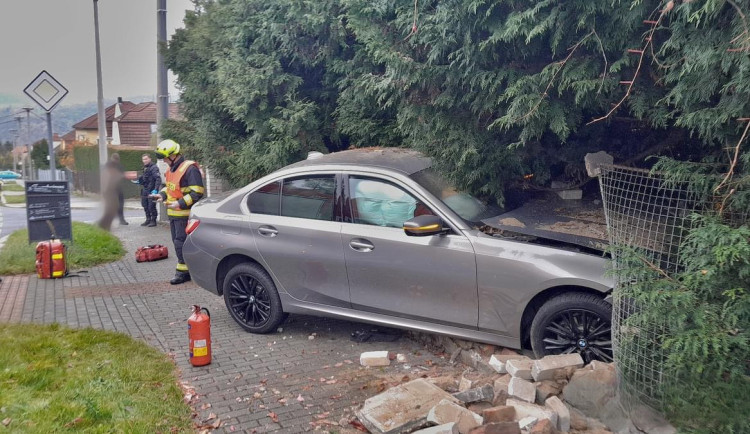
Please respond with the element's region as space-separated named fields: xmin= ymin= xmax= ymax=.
xmin=35 ymin=239 xmax=68 ymax=279
xmin=135 ymin=245 xmax=169 ymax=262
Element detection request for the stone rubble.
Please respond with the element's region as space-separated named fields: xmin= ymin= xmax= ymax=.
xmin=360 ymin=350 xmax=392 ymax=367
xmin=356 ymin=348 xmax=677 ymax=434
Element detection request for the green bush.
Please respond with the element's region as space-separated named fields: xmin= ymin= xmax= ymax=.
xmin=72 ymin=146 xmax=157 ymax=197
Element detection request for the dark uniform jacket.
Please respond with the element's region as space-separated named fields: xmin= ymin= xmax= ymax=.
xmin=138 ymin=162 xmax=161 ymax=196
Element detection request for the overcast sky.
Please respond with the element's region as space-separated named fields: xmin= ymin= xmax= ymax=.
xmin=0 ymin=0 xmax=195 ymax=107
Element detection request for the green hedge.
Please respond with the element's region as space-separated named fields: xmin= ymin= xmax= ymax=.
xmin=72 ymin=146 xmax=159 ymax=198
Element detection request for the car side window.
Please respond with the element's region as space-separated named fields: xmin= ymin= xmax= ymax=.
xmin=247 ymin=181 xmax=280 ymax=215
xmin=347 ymin=176 xmax=434 ymax=228
xmin=280 ymin=176 xmax=336 ymax=221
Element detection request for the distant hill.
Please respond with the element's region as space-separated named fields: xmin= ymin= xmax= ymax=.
xmin=0 ymin=95 xmax=163 ymax=145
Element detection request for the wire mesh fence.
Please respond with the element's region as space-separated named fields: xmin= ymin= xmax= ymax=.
xmin=597 ymin=164 xmax=700 ymax=410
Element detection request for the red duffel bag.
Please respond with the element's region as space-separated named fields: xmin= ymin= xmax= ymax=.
xmin=135 ymin=245 xmax=169 ymax=262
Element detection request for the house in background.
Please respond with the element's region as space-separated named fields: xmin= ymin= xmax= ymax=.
xmin=65 ymin=97 xmax=181 ymax=147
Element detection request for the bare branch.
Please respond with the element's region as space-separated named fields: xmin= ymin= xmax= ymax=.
xmin=587 ymin=5 xmax=669 ymax=125
xmin=714 ymin=118 xmax=750 ymax=215
xmin=593 ymin=28 xmax=608 ymax=93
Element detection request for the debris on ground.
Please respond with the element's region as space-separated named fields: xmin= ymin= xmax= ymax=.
xmin=354 ymin=352 xmax=676 ymax=434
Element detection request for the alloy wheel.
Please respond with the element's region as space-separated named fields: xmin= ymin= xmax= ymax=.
xmin=541 ymin=308 xmax=613 ymax=363
xmin=227 ymin=274 xmax=272 ymax=327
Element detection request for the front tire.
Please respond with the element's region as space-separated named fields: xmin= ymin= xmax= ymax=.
xmin=530 ymin=293 xmax=613 ymax=363
xmin=223 ymin=263 xmax=284 ymax=333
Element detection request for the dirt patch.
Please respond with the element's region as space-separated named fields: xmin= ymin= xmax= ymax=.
xmin=538 ymin=220 xmax=609 ymax=241
xmin=497 ymin=217 xmax=526 ymax=228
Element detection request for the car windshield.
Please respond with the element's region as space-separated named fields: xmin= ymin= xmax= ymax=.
xmin=410 ymin=168 xmax=503 ymax=224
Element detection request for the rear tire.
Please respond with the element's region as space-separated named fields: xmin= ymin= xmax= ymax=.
xmin=223 ymin=262 xmax=284 ymax=333
xmin=530 ymin=293 xmax=613 ymax=363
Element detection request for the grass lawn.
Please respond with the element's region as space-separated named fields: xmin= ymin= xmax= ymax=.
xmin=3 ymin=193 xmax=25 ymax=204
xmin=0 ymin=323 xmax=193 ymax=432
xmin=0 ymin=222 xmax=125 ymax=275
xmin=1 ymin=183 xmax=24 ymax=191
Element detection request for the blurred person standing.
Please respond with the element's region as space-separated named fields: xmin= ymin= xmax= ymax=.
xmin=98 ymin=153 xmax=125 ymax=231
xmin=134 ymin=153 xmax=160 ymax=227
xmin=149 ymin=139 xmax=204 ymax=285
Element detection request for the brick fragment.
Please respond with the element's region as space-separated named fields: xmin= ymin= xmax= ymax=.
xmin=360 ymin=351 xmax=390 ymax=367
xmin=505 ymin=398 xmax=558 ymax=427
xmin=508 ymin=377 xmax=535 ymax=403
xmin=529 ymin=418 xmax=557 ymax=434
xmin=453 ymin=385 xmax=494 ymax=404
xmin=505 ymin=358 xmax=533 ymax=380
xmin=544 ymin=396 xmax=570 ymax=432
xmin=413 ymin=422 xmax=459 ymax=434
xmin=531 ymin=353 xmax=584 ymax=381
xmin=482 ymin=405 xmax=516 ymax=423
xmin=468 ymin=422 xmax=521 ymax=434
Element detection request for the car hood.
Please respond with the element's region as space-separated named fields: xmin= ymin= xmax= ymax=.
xmin=480 ymin=195 xmax=609 ymax=252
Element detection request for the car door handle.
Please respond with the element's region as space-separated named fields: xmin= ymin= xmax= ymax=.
xmin=258 ymin=226 xmax=278 ymax=237
xmin=349 ymin=239 xmax=374 ymax=252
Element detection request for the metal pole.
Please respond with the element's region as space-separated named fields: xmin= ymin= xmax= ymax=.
xmin=14 ymin=116 xmax=24 ymax=178
xmin=24 ymin=108 xmax=33 ymax=179
xmin=46 ymin=111 xmax=56 ymax=179
xmin=94 ymin=0 xmax=108 ymax=183
xmin=156 ymin=0 xmax=168 ymax=141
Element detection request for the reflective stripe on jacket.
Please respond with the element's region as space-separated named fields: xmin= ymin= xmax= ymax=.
xmin=163 ymin=159 xmax=204 ymax=217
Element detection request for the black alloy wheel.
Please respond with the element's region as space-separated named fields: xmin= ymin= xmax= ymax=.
xmin=530 ymin=293 xmax=613 ymax=363
xmin=223 ymin=263 xmax=284 ymax=334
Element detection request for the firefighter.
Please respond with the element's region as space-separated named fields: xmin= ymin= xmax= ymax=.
xmin=149 ymin=139 xmax=204 ymax=285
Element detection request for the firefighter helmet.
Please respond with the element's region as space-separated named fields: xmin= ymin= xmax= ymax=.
xmin=155 ymin=139 xmax=181 ymax=159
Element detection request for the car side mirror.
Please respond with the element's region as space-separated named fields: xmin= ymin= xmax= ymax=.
xmin=403 ymin=215 xmax=448 ymax=237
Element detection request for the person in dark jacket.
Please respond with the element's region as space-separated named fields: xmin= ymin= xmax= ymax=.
xmin=135 ymin=153 xmax=161 ymax=227
xmin=150 ymin=139 xmax=204 ymax=285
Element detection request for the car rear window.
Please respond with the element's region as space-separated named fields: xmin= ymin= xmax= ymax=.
xmin=247 ymin=181 xmax=280 ymax=215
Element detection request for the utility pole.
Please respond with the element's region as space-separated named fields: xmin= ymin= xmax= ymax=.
xmin=14 ymin=116 xmax=24 ymax=178
xmin=156 ymin=0 xmax=168 ymax=140
xmin=10 ymin=128 xmax=17 ymax=174
xmin=93 ymin=0 xmax=108 ymax=188
xmin=22 ymin=107 xmax=33 ymax=179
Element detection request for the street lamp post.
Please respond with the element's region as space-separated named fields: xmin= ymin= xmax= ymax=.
xmin=93 ymin=0 xmax=108 ymax=189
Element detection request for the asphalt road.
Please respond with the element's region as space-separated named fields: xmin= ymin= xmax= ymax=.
xmin=0 ymin=206 xmax=141 ymax=240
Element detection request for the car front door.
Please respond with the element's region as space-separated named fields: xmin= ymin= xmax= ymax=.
xmin=341 ymin=174 xmax=478 ymax=328
xmin=247 ymin=174 xmax=351 ymax=308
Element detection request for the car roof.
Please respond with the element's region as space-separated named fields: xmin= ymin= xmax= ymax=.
xmin=284 ymin=147 xmax=432 ymax=175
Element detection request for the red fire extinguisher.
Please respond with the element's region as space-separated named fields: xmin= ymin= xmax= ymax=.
xmin=188 ymin=305 xmax=211 ymax=366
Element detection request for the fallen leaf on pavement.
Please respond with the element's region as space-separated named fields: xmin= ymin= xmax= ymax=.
xmin=200 ymin=403 xmax=212 ymax=410
xmin=296 ymin=394 xmax=305 ymax=402
xmin=206 ymin=413 xmax=217 ymax=421
xmin=350 ymin=420 xmax=368 ymax=432
xmin=268 ymin=412 xmax=279 ymax=423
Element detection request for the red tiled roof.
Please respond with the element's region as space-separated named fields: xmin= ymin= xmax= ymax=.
xmin=116 ymin=102 xmax=183 ymax=123
xmin=118 ymin=123 xmax=153 ymax=147
xmin=73 ymin=101 xmax=136 ymax=130
xmin=62 ymin=130 xmax=76 ymax=141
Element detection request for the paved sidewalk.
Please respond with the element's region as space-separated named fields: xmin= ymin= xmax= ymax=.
xmin=0 ymin=219 xmax=454 ymax=432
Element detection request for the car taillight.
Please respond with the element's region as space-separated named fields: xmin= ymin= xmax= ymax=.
xmin=186 ymin=219 xmax=200 ymax=235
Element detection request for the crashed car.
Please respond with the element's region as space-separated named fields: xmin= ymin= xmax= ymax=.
xmin=184 ymin=148 xmax=613 ymax=361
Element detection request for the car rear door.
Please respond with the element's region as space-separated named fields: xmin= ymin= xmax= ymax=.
xmin=247 ymin=173 xmax=351 ymax=308
xmin=341 ymin=174 xmax=478 ymax=328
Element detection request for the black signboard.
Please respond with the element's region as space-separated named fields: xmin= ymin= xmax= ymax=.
xmin=26 ymin=181 xmax=72 ymax=242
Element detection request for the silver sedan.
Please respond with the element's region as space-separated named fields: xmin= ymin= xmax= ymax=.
xmin=184 ymin=148 xmax=613 ymax=361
